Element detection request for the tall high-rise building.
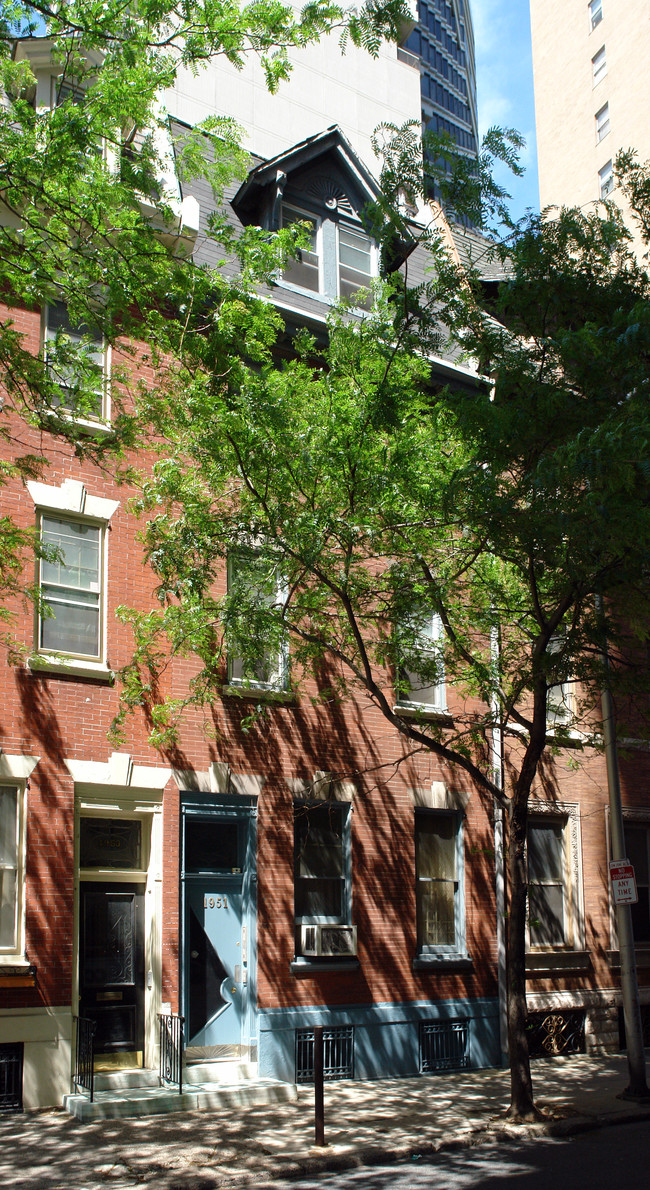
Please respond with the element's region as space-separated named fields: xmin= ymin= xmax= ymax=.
xmin=404 ymin=0 xmax=479 ymax=173
xmin=530 ymin=0 xmax=650 ymax=251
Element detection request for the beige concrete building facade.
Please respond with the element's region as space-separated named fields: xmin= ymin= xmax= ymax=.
xmin=530 ymin=0 xmax=650 ymax=251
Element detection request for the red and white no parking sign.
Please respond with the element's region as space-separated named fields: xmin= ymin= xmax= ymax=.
xmin=609 ymin=860 xmax=638 ymax=905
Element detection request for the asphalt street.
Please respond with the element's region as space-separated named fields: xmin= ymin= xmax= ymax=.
xmin=278 ymin=1120 xmax=650 ymax=1190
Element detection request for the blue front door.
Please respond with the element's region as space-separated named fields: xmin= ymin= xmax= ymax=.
xmin=186 ymin=879 xmax=244 ymax=1047
xmin=182 ymin=806 xmax=254 ymax=1052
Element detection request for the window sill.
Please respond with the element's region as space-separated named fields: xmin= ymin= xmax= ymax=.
xmin=290 ymin=956 xmax=360 ymax=976
xmin=394 ymin=704 xmax=453 ymax=725
xmin=525 ymin=950 xmax=591 ymax=976
xmin=413 ymin=954 xmax=473 ymax=973
xmin=222 ymin=684 xmax=297 ymax=706
xmin=43 ymin=410 xmax=112 ymax=437
xmin=544 ymin=727 xmax=586 ymax=749
xmin=608 ymin=946 xmax=650 ymax=969
xmin=508 ymin=721 xmax=590 ymax=749
xmin=273 ymin=280 xmax=373 ymax=316
xmin=0 ymin=962 xmax=37 ymax=987
xmin=28 ymin=655 xmax=115 ymax=682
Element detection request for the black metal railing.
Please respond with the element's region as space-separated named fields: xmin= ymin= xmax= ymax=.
xmin=158 ymin=1013 xmax=184 ymax=1094
xmin=74 ymin=1016 xmax=96 ymax=1102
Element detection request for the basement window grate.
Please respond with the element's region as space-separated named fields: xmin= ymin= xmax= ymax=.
xmin=527 ymin=1010 xmax=586 ymax=1058
xmin=0 ymin=1043 xmax=23 ymax=1112
xmin=419 ymin=1019 xmax=469 ymax=1073
xmin=295 ymin=1026 xmax=354 ymax=1083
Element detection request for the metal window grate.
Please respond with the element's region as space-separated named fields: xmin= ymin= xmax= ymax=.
xmin=0 ymin=1043 xmax=23 ymax=1112
xmin=419 ymin=1019 xmax=469 ymax=1073
xmin=527 ymin=1010 xmax=586 ymax=1058
xmin=295 ymin=1026 xmax=354 ymax=1083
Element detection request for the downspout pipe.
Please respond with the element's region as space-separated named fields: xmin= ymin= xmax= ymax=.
xmin=491 ymin=625 xmax=508 ymax=1064
xmin=597 ymin=597 xmax=649 ymax=1099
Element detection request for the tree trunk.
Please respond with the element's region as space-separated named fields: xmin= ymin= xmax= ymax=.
xmin=505 ymin=789 xmax=539 ymax=1119
xmin=504 ymin=683 xmax=549 ymax=1122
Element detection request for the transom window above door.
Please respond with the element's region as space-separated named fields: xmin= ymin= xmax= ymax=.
xmin=80 ymin=817 xmax=142 ymax=870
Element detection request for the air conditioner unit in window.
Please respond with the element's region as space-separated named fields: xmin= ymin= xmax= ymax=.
xmin=301 ymin=924 xmax=357 ymax=957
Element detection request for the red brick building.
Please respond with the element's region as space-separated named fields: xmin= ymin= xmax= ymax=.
xmin=1 ymin=40 xmax=649 ymax=1116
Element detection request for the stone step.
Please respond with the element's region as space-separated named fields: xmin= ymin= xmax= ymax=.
xmin=182 ymin=1060 xmax=257 ymax=1085
xmin=64 ymin=1079 xmax=297 ymax=1122
xmin=93 ymin=1060 xmax=256 ymax=1092
xmin=93 ymin=1069 xmax=160 ymax=1092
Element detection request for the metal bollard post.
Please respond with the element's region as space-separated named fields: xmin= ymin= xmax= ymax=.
xmin=314 ymin=1026 xmax=325 ymax=1147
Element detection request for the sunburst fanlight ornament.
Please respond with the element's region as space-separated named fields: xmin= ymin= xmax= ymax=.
xmin=306 ymin=177 xmax=354 ymax=216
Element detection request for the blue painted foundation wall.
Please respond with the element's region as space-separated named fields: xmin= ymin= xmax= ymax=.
xmin=258 ymin=997 xmax=502 ymax=1083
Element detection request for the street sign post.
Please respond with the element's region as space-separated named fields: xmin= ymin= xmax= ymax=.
xmin=609 ymin=860 xmax=638 ymax=905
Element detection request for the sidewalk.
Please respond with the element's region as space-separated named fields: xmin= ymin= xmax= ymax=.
xmin=2 ymin=1054 xmax=650 ymax=1190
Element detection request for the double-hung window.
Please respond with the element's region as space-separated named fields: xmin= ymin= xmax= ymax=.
xmin=595 ymin=103 xmax=610 ymax=143
xmin=38 ymin=515 xmax=103 ymax=659
xmin=546 ymin=634 xmax=573 ymax=729
xmin=623 ymin=825 xmax=650 ymax=943
xmin=294 ymin=801 xmax=350 ymax=923
xmin=599 ymin=159 xmax=614 ymax=198
xmin=338 ymin=225 xmax=373 ymax=304
xmin=397 ymin=611 xmax=446 ymax=713
xmin=0 ymin=786 xmax=25 ymax=957
xmin=415 ymin=810 xmax=464 ymax=955
xmin=44 ymin=302 xmax=107 ymax=419
xmin=527 ymin=817 xmax=570 ymax=948
xmin=280 ymin=201 xmax=375 ymax=305
xmin=592 ymin=46 xmax=607 ymax=86
xmin=227 ymin=554 xmax=288 ymax=691
xmin=589 ymin=0 xmax=603 ymax=31
xmin=281 ymin=203 xmax=320 ymax=292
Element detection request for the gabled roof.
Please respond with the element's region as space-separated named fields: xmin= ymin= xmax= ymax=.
xmin=427 ymin=202 xmax=509 ymax=283
xmin=233 ymin=125 xmax=382 ymax=221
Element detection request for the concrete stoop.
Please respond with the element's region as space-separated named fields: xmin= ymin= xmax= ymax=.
xmin=63 ymin=1060 xmax=298 ymax=1122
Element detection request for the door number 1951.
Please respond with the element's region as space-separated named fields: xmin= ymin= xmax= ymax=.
xmin=204 ymin=895 xmax=228 ymax=909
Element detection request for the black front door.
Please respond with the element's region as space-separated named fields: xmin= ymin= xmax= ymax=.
xmin=79 ymin=883 xmax=145 ymax=1061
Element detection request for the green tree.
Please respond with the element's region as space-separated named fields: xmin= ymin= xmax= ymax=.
xmin=115 ymin=134 xmax=650 ymax=1117
xmin=0 ymin=0 xmax=408 ymax=640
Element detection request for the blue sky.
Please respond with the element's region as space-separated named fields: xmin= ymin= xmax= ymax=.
xmin=472 ymin=0 xmax=540 ymax=220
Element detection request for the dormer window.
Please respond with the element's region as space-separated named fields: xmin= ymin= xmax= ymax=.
xmin=232 ymin=127 xmax=396 ymax=308
xmin=281 ymin=204 xmax=320 ymax=292
xmin=338 ymin=225 xmax=373 ymax=304
xmin=280 ymin=201 xmax=374 ymax=305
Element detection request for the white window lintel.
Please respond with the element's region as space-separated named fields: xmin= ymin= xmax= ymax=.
xmin=65 ymin=752 xmax=171 ymax=793
xmin=0 ymin=754 xmax=39 ymax=781
xmin=27 ymin=479 xmax=119 ymax=522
